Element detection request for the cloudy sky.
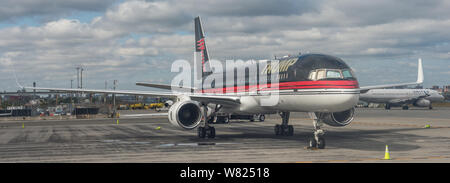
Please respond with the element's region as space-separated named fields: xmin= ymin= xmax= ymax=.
xmin=0 ymin=0 xmax=449 ymax=91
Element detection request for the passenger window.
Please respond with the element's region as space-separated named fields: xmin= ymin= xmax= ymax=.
xmin=316 ymin=70 xmax=326 ymax=80
xmin=326 ymin=70 xmax=342 ymax=78
xmin=342 ymin=70 xmax=353 ymax=78
xmin=308 ymin=71 xmax=316 ymax=80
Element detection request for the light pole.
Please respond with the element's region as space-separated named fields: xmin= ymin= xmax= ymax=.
xmin=32 ymin=82 xmax=36 ymax=116
xmin=76 ymin=67 xmax=80 ymax=104
xmin=70 ymin=79 xmax=73 ymax=114
xmin=113 ymin=80 xmax=117 ymax=118
xmin=80 ymin=68 xmax=84 ymax=89
xmin=76 ymin=67 xmax=80 ymax=88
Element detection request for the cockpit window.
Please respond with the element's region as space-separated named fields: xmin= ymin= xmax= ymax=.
xmin=308 ymin=71 xmax=316 ymax=80
xmin=326 ymin=70 xmax=342 ymax=78
xmin=316 ymin=70 xmax=326 ymax=80
xmin=308 ymin=69 xmax=355 ymax=80
xmin=342 ymin=70 xmax=353 ymax=78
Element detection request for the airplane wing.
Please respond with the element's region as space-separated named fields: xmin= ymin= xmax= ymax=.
xmin=359 ymin=58 xmax=423 ymax=93
xmin=190 ymin=95 xmax=240 ymax=105
xmin=134 ymin=83 xmax=241 ymax=104
xmin=23 ymin=86 xmax=241 ymax=106
xmin=135 ymin=82 xmax=197 ymax=92
xmin=24 ymin=86 xmax=175 ymax=97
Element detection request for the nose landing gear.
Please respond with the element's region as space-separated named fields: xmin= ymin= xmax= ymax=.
xmin=308 ymin=112 xmax=326 ymax=149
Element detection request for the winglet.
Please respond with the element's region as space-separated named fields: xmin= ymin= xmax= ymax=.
xmin=417 ymin=58 xmax=423 ymax=84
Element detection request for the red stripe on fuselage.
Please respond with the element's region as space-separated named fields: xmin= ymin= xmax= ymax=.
xmin=200 ymin=80 xmax=359 ymax=93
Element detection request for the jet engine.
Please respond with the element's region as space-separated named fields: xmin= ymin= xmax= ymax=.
xmin=320 ymin=108 xmax=355 ymax=127
xmin=168 ymin=100 xmax=202 ymax=130
xmin=413 ymin=99 xmax=431 ymax=107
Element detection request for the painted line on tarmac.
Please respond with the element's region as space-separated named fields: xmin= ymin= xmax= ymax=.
xmin=295 ymin=155 xmax=450 ymax=163
xmin=351 ymin=121 xmax=449 ymax=129
xmin=120 ymin=113 xmax=168 ymax=118
xmin=157 ymin=142 xmax=241 ymax=148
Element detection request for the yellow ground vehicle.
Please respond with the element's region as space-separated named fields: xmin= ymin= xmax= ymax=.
xmin=121 ymin=102 xmax=164 ymax=110
xmin=149 ymin=103 xmax=164 ymax=109
xmin=130 ymin=103 xmax=144 ymax=110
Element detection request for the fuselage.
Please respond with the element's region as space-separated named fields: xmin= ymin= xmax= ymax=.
xmin=198 ymin=54 xmax=360 ymax=113
xmin=359 ymin=89 xmax=444 ymax=104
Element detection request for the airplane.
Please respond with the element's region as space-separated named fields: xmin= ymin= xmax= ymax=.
xmin=361 ymin=89 xmax=444 ymax=110
xmin=359 ymin=59 xmax=445 ymax=110
xmin=359 ymin=60 xmax=444 ymax=110
xmin=22 ymin=16 xmax=423 ymax=149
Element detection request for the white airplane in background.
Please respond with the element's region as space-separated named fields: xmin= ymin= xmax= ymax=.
xmin=359 ymin=60 xmax=444 ymax=110
xmin=23 ymin=16 xmax=423 ymax=149
xmin=361 ymin=89 xmax=444 ymax=110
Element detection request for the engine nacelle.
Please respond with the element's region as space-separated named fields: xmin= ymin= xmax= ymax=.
xmin=321 ymin=108 xmax=355 ymax=127
xmin=413 ymin=99 xmax=431 ymax=107
xmin=168 ymin=100 xmax=202 ymax=130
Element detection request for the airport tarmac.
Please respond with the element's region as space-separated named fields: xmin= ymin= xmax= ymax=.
xmin=0 ymin=107 xmax=449 ymax=163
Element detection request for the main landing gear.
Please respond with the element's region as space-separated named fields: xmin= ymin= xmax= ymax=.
xmin=274 ymin=112 xmax=294 ymax=136
xmin=198 ymin=103 xmax=216 ymax=139
xmin=308 ymin=112 xmax=326 ymax=149
xmin=197 ymin=126 xmax=215 ymax=138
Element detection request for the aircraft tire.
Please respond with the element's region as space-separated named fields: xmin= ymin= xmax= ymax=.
xmin=274 ymin=125 xmax=281 ymax=135
xmin=207 ymin=127 xmax=216 ymax=139
xmin=197 ymin=127 xmax=206 ymax=138
xmin=259 ymin=115 xmax=265 ymax=122
xmin=223 ymin=116 xmax=229 ymax=124
xmin=309 ymin=138 xmax=317 ymax=148
xmin=287 ymin=125 xmax=294 ymax=136
xmin=317 ymin=136 xmax=326 ymax=149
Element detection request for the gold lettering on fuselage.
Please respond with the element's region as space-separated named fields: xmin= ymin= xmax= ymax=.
xmin=262 ymin=58 xmax=298 ymax=75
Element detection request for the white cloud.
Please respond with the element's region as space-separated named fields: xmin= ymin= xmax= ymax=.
xmin=0 ymin=0 xmax=116 ymax=22
xmin=95 ymin=0 xmax=191 ymax=34
xmin=1 ymin=0 xmax=450 ymax=90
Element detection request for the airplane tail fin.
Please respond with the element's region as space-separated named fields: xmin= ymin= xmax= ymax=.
xmin=417 ymin=58 xmax=424 ymax=84
xmin=194 ymin=16 xmax=212 ymax=79
xmin=12 ymin=63 xmax=24 ymax=89
xmin=359 ymin=58 xmax=425 ymax=92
